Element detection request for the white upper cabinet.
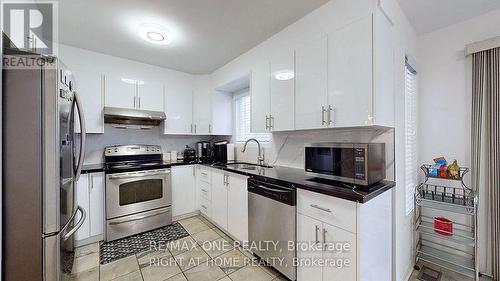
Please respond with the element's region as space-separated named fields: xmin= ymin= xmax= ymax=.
xmin=73 ymin=69 xmax=104 ymax=133
xmin=328 ymin=16 xmax=373 ymax=127
xmin=295 ymin=36 xmax=328 ymax=130
xmin=211 ymin=91 xmax=233 ymax=135
xmin=105 ymin=75 xmax=137 ymax=109
xmin=193 ymin=76 xmax=213 ymax=135
xmin=250 ymin=61 xmax=271 ymax=133
xmin=269 ymin=50 xmax=295 ymax=131
xmin=373 ymin=8 xmax=395 ymax=127
xmin=164 ymin=77 xmax=194 ymax=134
xmin=137 ymin=81 xmax=164 ymax=112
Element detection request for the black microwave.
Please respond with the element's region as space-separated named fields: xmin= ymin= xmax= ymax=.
xmin=305 ymin=143 xmax=386 ymax=186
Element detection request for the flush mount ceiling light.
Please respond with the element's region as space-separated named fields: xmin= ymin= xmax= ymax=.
xmin=274 ymin=70 xmax=295 ymax=81
xmin=138 ymin=23 xmax=171 ymax=45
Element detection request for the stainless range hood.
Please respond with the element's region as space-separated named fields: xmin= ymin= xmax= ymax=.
xmin=104 ymin=107 xmax=166 ymax=127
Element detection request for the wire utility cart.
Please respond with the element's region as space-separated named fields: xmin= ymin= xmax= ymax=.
xmin=414 ymin=165 xmax=479 ymax=280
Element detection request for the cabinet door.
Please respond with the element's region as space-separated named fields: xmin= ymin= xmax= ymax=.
xmin=295 ymin=36 xmax=328 ymax=130
xmin=73 ymin=70 xmax=104 ymax=133
xmin=322 ymin=223 xmax=357 ymax=281
xmin=89 ymin=172 xmax=105 ymax=237
xmin=171 ymin=165 xmax=196 ymax=217
xmin=137 ymin=81 xmax=164 ymax=112
xmin=164 ymin=79 xmax=193 ymax=134
xmin=211 ymin=170 xmax=228 ymax=229
xmin=193 ymin=76 xmax=213 ymax=135
xmin=75 ymin=174 xmax=90 ymax=241
xmin=270 ymin=50 xmax=295 ymax=131
xmin=250 ymin=61 xmax=271 ymax=133
xmin=105 ymin=74 xmax=137 ymax=109
xmin=297 ymin=214 xmax=323 ymax=281
xmin=328 ymin=16 xmax=373 ymax=127
xmin=211 ymin=91 xmax=232 ymax=135
xmin=227 ymin=174 xmax=248 ymax=242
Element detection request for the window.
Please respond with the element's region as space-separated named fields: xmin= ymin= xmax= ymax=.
xmin=405 ymin=57 xmax=418 ymax=215
xmin=234 ymin=89 xmax=271 ymax=142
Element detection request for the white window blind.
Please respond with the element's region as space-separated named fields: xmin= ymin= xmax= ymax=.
xmin=405 ymin=61 xmax=418 ymax=216
xmin=234 ymin=91 xmax=271 ymax=142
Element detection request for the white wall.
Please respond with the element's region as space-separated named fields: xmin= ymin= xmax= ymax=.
xmin=418 ymin=9 xmax=500 ymax=275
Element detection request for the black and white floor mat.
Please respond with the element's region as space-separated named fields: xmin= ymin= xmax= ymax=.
xmin=100 ymin=223 xmax=189 ymax=264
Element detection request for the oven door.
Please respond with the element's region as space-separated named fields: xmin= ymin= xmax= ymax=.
xmin=106 ymin=169 xmax=171 ymax=219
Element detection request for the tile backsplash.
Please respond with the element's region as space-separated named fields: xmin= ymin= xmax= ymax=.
xmin=82 ymin=125 xmax=226 ymax=164
xmin=235 ymin=127 xmax=395 ymax=181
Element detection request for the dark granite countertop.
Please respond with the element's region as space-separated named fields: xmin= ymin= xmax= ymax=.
xmin=82 ymin=163 xmax=105 ymax=174
xmin=209 ymin=163 xmax=395 ymax=203
xmin=83 ymin=160 xmax=394 ymax=203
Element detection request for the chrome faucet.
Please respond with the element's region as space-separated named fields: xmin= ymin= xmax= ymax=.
xmin=241 ymin=138 xmax=264 ymax=165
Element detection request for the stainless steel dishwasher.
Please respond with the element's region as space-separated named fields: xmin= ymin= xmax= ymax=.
xmin=248 ymin=178 xmax=296 ymax=281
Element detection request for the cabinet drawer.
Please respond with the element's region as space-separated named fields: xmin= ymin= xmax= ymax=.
xmin=297 ymin=189 xmax=357 ymax=233
xmin=199 ymin=197 xmax=211 ymax=217
xmin=198 ymin=180 xmax=211 ymax=201
xmin=198 ymin=166 xmax=211 ymax=183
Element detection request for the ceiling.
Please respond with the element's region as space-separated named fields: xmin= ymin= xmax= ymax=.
xmin=58 ymin=0 xmax=329 ymax=74
xmin=397 ymin=0 xmax=500 ymax=34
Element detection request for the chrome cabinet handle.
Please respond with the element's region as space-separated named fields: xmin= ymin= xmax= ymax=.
xmin=315 ymin=225 xmax=320 ymax=244
xmin=133 ymin=96 xmax=136 ymax=108
xmin=270 ymin=115 xmax=274 ymax=130
xmin=323 ymin=228 xmax=327 ymax=250
xmin=63 ymin=206 xmax=86 ymax=240
xmin=328 ymin=105 xmax=333 ymax=125
xmin=310 ymin=204 xmax=332 ymax=213
xmin=90 ymin=174 xmax=94 ymax=189
xmin=265 ymin=115 xmax=269 ymax=130
xmin=73 ymin=91 xmax=86 ymax=182
xmin=321 ymin=106 xmax=326 ymax=125
xmin=190 ymin=124 xmax=193 ymax=134
xmin=138 ymin=97 xmax=141 ymax=108
xmin=201 ymin=189 xmax=208 ymax=193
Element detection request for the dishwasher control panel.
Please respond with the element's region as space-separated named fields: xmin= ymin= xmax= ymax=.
xmin=247 ymin=178 xmax=296 ymax=206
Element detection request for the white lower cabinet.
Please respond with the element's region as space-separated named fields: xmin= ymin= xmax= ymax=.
xmin=75 ymin=172 xmax=105 ymax=244
xmin=227 ymin=173 xmax=248 ymax=242
xmin=171 ymin=165 xmax=196 ymax=217
xmin=296 ymin=189 xmax=392 ymax=281
xmin=211 ymin=169 xmax=229 ymax=229
xmin=297 ymin=214 xmax=324 ymax=281
xmin=192 ymin=167 xmax=248 ymax=242
xmin=297 ymin=213 xmax=357 ymax=281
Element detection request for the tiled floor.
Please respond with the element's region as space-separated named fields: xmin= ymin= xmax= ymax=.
xmin=70 ymin=215 xmax=286 ymax=281
xmin=408 ymin=261 xmax=491 ymax=281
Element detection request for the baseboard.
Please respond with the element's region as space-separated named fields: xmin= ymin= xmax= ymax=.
xmin=173 ymin=211 xmax=200 ymax=222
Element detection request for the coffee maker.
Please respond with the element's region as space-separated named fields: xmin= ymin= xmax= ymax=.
xmin=213 ymin=140 xmax=228 ymax=163
xmin=196 ymin=141 xmax=212 ymax=163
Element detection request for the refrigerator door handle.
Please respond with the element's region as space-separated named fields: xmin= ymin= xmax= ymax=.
xmin=73 ymin=91 xmax=86 ymax=182
xmin=63 ymin=206 xmax=86 ymax=241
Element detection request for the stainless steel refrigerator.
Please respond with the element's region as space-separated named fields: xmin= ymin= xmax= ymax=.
xmin=3 ymin=52 xmax=87 ymax=281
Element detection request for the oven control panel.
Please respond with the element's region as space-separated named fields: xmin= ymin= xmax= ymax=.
xmin=105 ymin=145 xmax=162 ymax=156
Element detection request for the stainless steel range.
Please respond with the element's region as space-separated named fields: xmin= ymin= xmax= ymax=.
xmin=104 ymin=145 xmax=172 ymax=241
